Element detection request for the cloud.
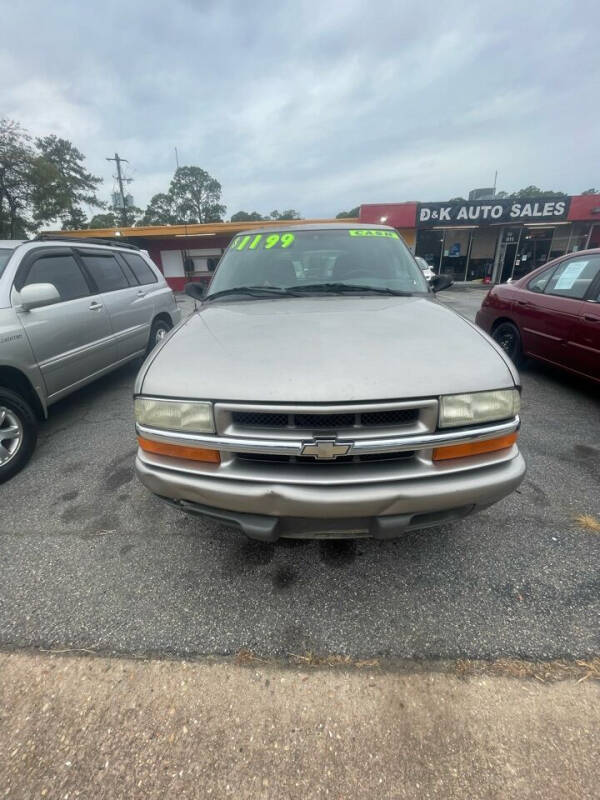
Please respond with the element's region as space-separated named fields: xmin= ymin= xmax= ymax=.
xmin=2 ymin=0 xmax=599 ymax=219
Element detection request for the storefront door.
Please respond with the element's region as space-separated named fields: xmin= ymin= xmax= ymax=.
xmin=494 ymin=228 xmax=521 ymax=283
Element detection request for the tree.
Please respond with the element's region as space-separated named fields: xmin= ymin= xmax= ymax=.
xmin=168 ymin=166 xmax=226 ymax=223
xmin=0 ymin=118 xmax=35 ymax=238
xmin=269 ymin=209 xmax=302 ymax=220
xmin=581 ymin=188 xmax=600 ymax=195
xmin=88 ymin=212 xmax=117 ymax=228
xmin=446 ymin=197 xmax=467 ymax=204
xmin=508 ymin=186 xmax=567 ymax=199
xmin=142 ymin=192 xmax=176 ymax=225
xmin=31 ymin=135 xmax=102 ymax=229
xmin=230 ymin=210 xmax=265 ymax=222
xmin=114 ymin=202 xmax=141 ymax=227
xmin=336 ymin=206 xmax=360 ymax=218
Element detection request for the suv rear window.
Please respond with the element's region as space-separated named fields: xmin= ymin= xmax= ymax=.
xmin=81 ymin=253 xmax=129 ymax=292
xmin=123 ymin=253 xmax=158 ymax=285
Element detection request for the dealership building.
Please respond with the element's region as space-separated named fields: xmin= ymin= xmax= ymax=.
xmin=53 ymin=193 xmax=600 ymax=289
xmin=361 ymin=193 xmax=600 ymax=283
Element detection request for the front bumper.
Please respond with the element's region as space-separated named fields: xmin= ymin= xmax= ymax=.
xmin=135 ymin=450 xmax=526 ymax=540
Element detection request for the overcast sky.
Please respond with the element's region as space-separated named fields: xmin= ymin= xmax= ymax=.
xmin=3 ymin=0 xmax=599 ymax=219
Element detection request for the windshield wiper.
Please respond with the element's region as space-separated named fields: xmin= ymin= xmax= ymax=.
xmin=205 ymin=286 xmax=301 ymax=301
xmin=288 ymin=283 xmax=414 ymax=297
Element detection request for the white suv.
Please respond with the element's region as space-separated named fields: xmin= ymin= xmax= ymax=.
xmin=0 ymin=237 xmax=181 ymax=482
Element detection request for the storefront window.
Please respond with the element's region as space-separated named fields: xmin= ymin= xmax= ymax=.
xmin=512 ymin=227 xmax=554 ymax=279
xmin=549 ymin=224 xmax=572 ymax=259
xmin=439 ymin=229 xmax=471 ymax=280
xmin=567 ymin=222 xmax=592 ymax=253
xmin=467 ymin=228 xmax=497 ymax=281
xmin=415 ymin=230 xmax=443 ymax=272
xmin=588 ymin=224 xmax=600 ymax=249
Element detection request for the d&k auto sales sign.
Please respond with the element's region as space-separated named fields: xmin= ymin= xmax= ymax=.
xmin=417 ymin=198 xmax=570 ymax=227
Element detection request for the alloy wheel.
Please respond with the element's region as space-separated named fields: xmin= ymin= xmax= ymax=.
xmin=0 ymin=406 xmax=23 ymax=466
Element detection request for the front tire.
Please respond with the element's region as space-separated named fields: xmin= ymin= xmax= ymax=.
xmin=0 ymin=388 xmax=38 ymax=484
xmin=147 ymin=318 xmax=172 ymax=353
xmin=492 ymin=321 xmax=522 ymax=365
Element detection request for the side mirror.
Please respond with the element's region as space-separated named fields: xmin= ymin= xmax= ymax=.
xmin=431 ymin=274 xmax=453 ymax=293
xmin=185 ymin=282 xmax=206 ymax=301
xmin=20 ymin=283 xmax=61 ymax=310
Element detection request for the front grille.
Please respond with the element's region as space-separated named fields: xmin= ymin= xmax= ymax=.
xmin=294 ymin=413 xmax=355 ymax=428
xmin=236 ymin=451 xmax=416 ymax=466
xmin=232 ymin=412 xmax=289 ymax=428
xmin=232 ymin=408 xmax=419 ymax=429
xmin=360 ymin=409 xmax=418 ymax=426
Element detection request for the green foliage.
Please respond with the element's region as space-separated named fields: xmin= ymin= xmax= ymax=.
xmin=581 ymin=188 xmax=600 ymax=195
xmin=269 ymin=209 xmax=302 ymax=220
xmin=32 ymin=134 xmax=102 ymax=228
xmin=141 ymin=167 xmax=226 ymax=226
xmin=88 ymin=212 xmax=117 ymax=228
xmin=230 ymin=210 xmax=265 ymax=222
xmin=141 ymin=193 xmax=177 ymax=225
xmin=335 ymin=206 xmax=360 ymax=218
xmin=0 ymin=119 xmax=35 ymax=238
xmin=0 ymin=119 xmax=104 ymax=237
xmin=446 ymin=197 xmax=467 ymax=204
xmin=509 ymin=185 xmax=567 ymax=199
xmin=168 ymin=166 xmax=226 ymax=223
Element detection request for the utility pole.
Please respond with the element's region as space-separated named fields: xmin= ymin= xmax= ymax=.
xmin=106 ymin=153 xmax=132 ymax=226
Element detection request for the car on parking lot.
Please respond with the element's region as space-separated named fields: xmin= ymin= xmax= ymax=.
xmin=476 ymin=249 xmax=600 ymax=382
xmin=134 ymin=222 xmax=525 ymax=541
xmin=0 ymin=237 xmax=181 ymax=482
xmin=415 ymin=255 xmax=436 ymax=281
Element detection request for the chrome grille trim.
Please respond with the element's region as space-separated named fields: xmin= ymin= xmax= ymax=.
xmin=215 ymin=399 xmax=438 ymax=439
xmin=136 ymin=416 xmax=520 ymax=457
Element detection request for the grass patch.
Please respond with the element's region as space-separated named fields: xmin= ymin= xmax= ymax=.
xmin=234 ymin=649 xmax=379 ymax=669
xmin=456 ymin=658 xmax=600 ymax=683
xmin=575 ymin=514 xmax=600 ymax=533
xmin=234 ymin=650 xmax=599 ymax=681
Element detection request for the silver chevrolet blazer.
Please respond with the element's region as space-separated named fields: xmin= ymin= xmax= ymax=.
xmin=0 ymin=237 xmax=181 ymax=482
xmin=134 ymin=223 xmax=525 ymax=540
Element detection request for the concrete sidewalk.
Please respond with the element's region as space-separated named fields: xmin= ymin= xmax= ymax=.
xmin=1 ymin=652 xmax=598 ymax=799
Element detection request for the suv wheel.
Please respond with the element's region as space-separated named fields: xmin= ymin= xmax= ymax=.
xmin=0 ymin=388 xmax=38 ymax=484
xmin=148 ymin=318 xmax=172 ymax=353
xmin=492 ymin=321 xmax=522 ymax=364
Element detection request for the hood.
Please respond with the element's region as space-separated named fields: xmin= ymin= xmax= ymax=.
xmin=138 ymin=296 xmax=515 ymax=402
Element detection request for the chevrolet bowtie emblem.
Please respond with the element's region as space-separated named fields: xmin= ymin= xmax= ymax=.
xmin=300 ymin=439 xmax=353 ymax=460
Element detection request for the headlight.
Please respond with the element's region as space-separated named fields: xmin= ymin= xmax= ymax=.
xmin=134 ymin=397 xmax=214 ymax=433
xmin=439 ymin=389 xmax=520 ymax=428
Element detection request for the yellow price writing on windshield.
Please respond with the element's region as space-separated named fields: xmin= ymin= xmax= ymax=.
xmin=231 ymin=232 xmax=295 ymax=251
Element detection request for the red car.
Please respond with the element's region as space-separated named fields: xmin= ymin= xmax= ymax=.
xmin=476 ymin=249 xmax=600 ymax=383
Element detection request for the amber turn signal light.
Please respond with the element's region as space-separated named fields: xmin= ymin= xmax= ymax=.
xmin=432 ymin=432 xmax=518 ymax=461
xmin=137 ymin=437 xmax=221 ymax=463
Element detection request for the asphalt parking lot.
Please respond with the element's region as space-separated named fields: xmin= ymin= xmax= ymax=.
xmin=0 ymin=288 xmax=598 ymax=661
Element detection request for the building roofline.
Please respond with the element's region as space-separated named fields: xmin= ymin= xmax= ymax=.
xmin=44 ymin=218 xmax=359 ymax=240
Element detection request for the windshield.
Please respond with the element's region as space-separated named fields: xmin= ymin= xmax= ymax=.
xmin=0 ymin=248 xmax=14 ymax=279
xmin=207 ymin=228 xmax=429 ymax=298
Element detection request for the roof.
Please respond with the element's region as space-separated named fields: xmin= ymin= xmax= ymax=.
xmin=234 ymin=221 xmax=394 ymax=235
xmin=44 ymin=218 xmax=359 ymax=241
